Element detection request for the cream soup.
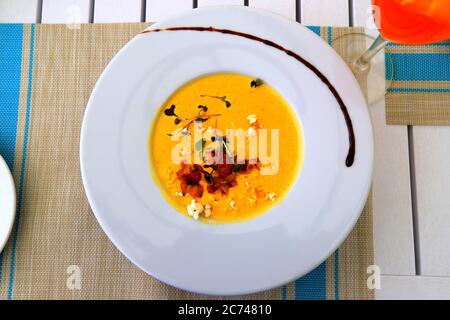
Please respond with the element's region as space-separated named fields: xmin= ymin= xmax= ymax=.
xmin=150 ymin=73 xmax=303 ymax=223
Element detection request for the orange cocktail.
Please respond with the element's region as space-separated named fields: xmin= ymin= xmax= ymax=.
xmin=373 ymin=0 xmax=450 ymax=45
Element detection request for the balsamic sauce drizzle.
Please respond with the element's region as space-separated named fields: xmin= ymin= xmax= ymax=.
xmin=141 ymin=26 xmax=355 ymax=167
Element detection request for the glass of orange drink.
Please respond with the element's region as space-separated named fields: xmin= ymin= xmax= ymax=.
xmin=332 ymin=0 xmax=450 ymax=104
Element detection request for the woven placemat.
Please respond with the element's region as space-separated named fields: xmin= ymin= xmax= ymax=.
xmin=385 ymin=41 xmax=450 ymax=125
xmin=0 ymin=23 xmax=374 ymax=300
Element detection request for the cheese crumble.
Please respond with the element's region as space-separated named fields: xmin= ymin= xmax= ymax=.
xmin=187 ymin=200 xmax=204 ymax=220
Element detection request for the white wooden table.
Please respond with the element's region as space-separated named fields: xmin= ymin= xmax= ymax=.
xmin=1 ymin=0 xmax=449 ymax=300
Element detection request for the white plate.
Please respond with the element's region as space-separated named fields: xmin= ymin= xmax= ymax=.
xmin=80 ymin=6 xmax=373 ymax=295
xmin=0 ymin=155 xmax=16 ymax=253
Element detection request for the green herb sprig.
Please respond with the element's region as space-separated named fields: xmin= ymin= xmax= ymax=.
xmin=250 ymin=78 xmax=264 ymax=88
xmin=200 ymin=94 xmax=231 ymax=108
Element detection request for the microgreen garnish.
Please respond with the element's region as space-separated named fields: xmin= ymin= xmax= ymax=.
xmin=164 ymin=104 xmax=177 ymax=116
xmin=232 ymin=164 xmax=243 ymax=172
xmin=179 ymin=114 xmax=222 ymax=122
xmin=176 ymin=114 xmax=221 ymax=134
xmin=164 ymin=105 xmax=222 ymax=137
xmin=204 ymin=172 xmax=214 ymax=184
xmin=164 ymin=105 xmax=183 ymax=125
xmin=200 ymin=94 xmax=232 ymax=108
xmin=250 ymin=78 xmax=264 ymax=88
xmin=167 ymin=128 xmax=190 ymax=138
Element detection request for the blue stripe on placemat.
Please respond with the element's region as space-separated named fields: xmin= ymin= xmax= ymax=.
xmin=0 ymin=24 xmax=24 ymax=297
xmin=306 ymin=26 xmax=321 ymax=37
xmin=7 ymin=24 xmax=35 ymax=300
xmin=386 ymin=55 xmax=394 ymax=81
xmin=387 ymin=87 xmax=450 ymax=93
xmin=334 ymin=250 xmax=339 ymax=300
xmin=295 ymin=262 xmax=327 ymax=300
xmin=392 ymin=53 xmax=450 ymax=81
xmin=327 ymin=27 xmax=332 ymax=45
xmin=388 ymin=40 xmax=450 ymax=47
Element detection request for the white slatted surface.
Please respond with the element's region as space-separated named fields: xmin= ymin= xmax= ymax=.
xmin=1 ymin=0 xmax=449 ymax=299
xmin=249 ymin=0 xmax=296 ymax=20
xmin=146 ymin=0 xmax=193 ymax=21
xmin=414 ymin=127 xmax=450 ymax=276
xmin=41 ymin=0 xmax=91 ymax=23
xmin=0 ymin=0 xmax=39 ymax=23
xmin=301 ymin=0 xmax=349 ymax=26
xmin=353 ymin=0 xmax=371 ymax=29
xmin=197 ymin=0 xmax=244 ymax=7
xmin=369 ymin=101 xmax=416 ymax=276
xmin=94 ymin=0 xmax=142 ymax=23
xmin=378 ymin=275 xmax=450 ymax=300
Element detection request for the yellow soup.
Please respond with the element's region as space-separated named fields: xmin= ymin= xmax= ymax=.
xmin=150 ymin=73 xmax=303 ymax=223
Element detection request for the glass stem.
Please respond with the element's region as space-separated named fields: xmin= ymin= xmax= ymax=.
xmin=354 ymin=35 xmax=389 ymax=72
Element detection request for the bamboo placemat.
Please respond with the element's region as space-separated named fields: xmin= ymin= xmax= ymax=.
xmin=385 ymin=41 xmax=450 ymax=125
xmin=0 ymin=23 xmax=374 ymax=300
